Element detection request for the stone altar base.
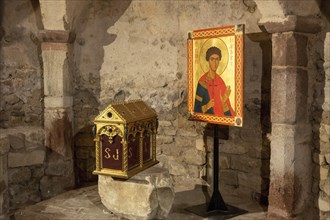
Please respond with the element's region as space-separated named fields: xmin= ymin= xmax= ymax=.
xmin=98 ymin=165 xmax=175 ymax=220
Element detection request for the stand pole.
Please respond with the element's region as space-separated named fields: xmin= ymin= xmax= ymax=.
xmin=207 ymin=124 xmax=228 ymax=212
xmin=184 ymin=124 xmax=247 ymax=218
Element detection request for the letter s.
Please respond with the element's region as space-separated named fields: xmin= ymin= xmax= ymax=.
xmin=104 ymin=148 xmax=111 ymax=159
xmin=128 ymin=147 xmax=133 ymax=159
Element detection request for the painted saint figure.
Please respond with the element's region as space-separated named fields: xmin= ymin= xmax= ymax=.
xmin=194 ymin=47 xmax=235 ymax=116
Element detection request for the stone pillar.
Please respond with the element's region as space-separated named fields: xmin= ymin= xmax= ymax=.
xmin=39 ymin=0 xmax=74 ymax=157
xmin=260 ymin=16 xmax=322 ymax=219
xmin=40 ymin=31 xmax=75 ymax=157
xmin=38 ymin=0 xmax=75 ymax=198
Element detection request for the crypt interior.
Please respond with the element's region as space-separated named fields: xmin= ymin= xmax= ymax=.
xmin=0 ymin=0 xmax=329 ymax=219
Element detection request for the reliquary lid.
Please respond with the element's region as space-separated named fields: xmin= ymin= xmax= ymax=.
xmin=94 ymin=100 xmax=157 ymax=124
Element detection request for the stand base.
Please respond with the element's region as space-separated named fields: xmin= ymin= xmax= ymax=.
xmin=185 ymin=203 xmax=247 ymax=219
xmin=207 ymin=190 xmax=227 ymax=212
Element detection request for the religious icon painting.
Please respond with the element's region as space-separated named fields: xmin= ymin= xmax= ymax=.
xmin=187 ymin=25 xmax=244 ymax=127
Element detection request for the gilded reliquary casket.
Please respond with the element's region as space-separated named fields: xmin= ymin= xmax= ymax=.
xmin=93 ymin=100 xmax=158 ymax=179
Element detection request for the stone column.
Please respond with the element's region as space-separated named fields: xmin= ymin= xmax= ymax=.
xmin=40 ymin=31 xmax=75 ymax=157
xmin=39 ymin=0 xmax=74 ymax=158
xmin=38 ymin=0 xmax=75 ymax=198
xmin=260 ymin=16 xmax=321 ymax=219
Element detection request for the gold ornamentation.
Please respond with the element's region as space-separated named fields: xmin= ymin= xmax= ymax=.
xmin=99 ymin=125 xmax=123 ymax=143
xmin=93 ymin=100 xmax=158 ymax=179
xmin=95 ymin=137 xmax=100 ymax=171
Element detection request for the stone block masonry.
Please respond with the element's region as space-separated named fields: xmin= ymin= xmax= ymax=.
xmin=271 ymin=67 xmax=308 ymax=124
xmin=0 ymin=126 xmax=45 ymax=213
xmin=8 ymin=151 xmax=45 ymax=168
xmin=0 ymin=126 xmax=76 ymax=212
xmin=0 ymin=0 xmax=43 ymax=129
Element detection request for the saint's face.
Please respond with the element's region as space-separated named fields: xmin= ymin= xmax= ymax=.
xmin=208 ymin=54 xmax=220 ymax=73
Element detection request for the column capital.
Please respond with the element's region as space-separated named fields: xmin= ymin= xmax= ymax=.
xmin=259 ymin=15 xmax=322 ymax=34
xmin=44 ymin=96 xmax=73 ymax=108
xmin=38 ymin=30 xmax=76 ymax=44
xmin=272 ymin=32 xmax=308 ymax=67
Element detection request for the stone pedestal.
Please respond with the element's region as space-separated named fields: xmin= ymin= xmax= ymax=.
xmin=98 ymin=165 xmax=175 ymax=220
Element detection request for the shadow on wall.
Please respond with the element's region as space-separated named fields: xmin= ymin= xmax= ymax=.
xmin=258 ymin=37 xmax=272 ymax=207
xmin=74 ymin=125 xmax=97 ymax=187
xmin=30 ymin=0 xmax=44 ymax=30
xmin=320 ymin=0 xmax=330 ymax=22
xmin=72 ymin=0 xmax=133 ymax=129
xmin=72 ymin=0 xmax=132 ymax=186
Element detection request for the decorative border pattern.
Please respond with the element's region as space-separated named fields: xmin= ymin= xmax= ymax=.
xmin=235 ymin=34 xmax=243 ymax=119
xmin=187 ymin=40 xmax=194 ymax=113
xmin=190 ymin=113 xmax=235 ymax=125
xmin=192 ymin=26 xmax=236 ymax=39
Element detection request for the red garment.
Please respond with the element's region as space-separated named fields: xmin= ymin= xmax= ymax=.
xmin=199 ymin=73 xmax=235 ymax=116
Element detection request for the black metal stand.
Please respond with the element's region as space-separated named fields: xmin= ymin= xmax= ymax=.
xmin=185 ymin=125 xmax=247 ymax=219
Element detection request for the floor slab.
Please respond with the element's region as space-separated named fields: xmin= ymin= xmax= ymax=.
xmin=14 ymin=184 xmax=267 ymax=220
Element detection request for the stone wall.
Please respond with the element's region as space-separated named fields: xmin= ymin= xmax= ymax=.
xmin=71 ymin=0 xmax=269 ymax=199
xmin=311 ymin=28 xmax=330 ymax=219
xmin=319 ymin=32 xmax=330 ymax=219
xmin=0 ymin=0 xmax=42 ymax=129
xmin=0 ymin=0 xmax=44 ymax=215
xmin=0 ymin=127 xmax=45 ymax=214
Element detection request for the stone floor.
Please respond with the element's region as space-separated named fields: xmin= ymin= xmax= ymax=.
xmin=14 ymin=184 xmax=267 ymax=220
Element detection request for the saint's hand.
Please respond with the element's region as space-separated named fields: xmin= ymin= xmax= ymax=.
xmin=207 ymin=99 xmax=214 ymax=110
xmin=202 ymin=99 xmax=214 ymax=113
xmin=223 ymin=86 xmax=231 ymax=101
